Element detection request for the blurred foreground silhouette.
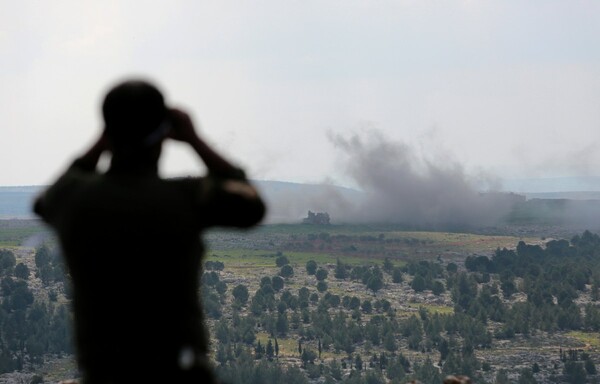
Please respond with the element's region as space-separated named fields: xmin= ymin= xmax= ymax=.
xmin=35 ymin=79 xmax=266 ymax=383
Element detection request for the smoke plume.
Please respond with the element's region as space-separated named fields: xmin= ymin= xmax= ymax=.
xmin=256 ymin=129 xmax=520 ymax=228
xmin=326 ymin=129 xmax=516 ymax=229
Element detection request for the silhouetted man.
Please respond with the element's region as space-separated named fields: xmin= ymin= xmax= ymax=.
xmin=34 ymin=79 xmax=266 ymax=384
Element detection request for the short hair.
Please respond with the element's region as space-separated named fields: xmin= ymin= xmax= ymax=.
xmin=102 ymin=79 xmax=167 ymax=147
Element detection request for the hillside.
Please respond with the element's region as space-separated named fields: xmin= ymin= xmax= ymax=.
xmin=3 ymin=221 xmax=600 ymax=383
xmin=0 ymin=181 xmax=363 ymax=223
xmin=5 ymin=181 xmax=600 ymax=231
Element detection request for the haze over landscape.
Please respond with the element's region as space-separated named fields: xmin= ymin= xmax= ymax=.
xmin=2 ymin=1 xmax=600 ymax=196
xmin=5 ymin=5 xmax=600 ymax=383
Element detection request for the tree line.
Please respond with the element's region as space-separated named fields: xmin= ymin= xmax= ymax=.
xmin=0 ymin=246 xmax=72 ymax=376
xmin=202 ymin=231 xmax=600 ymax=383
xmin=4 ymin=230 xmax=600 ymax=383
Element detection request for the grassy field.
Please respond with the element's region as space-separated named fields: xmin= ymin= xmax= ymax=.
xmin=207 ymin=226 xmax=540 ymax=270
xmin=567 ymin=331 xmax=600 ymax=351
xmin=1 ymin=219 xmax=541 ymax=273
xmin=253 ymin=223 xmax=540 ymax=245
xmin=405 ymin=303 xmax=455 ymax=315
xmin=2 ymin=219 xmax=541 ymax=253
xmin=2 ymin=218 xmax=598 ymax=382
xmin=255 ymin=332 xmax=301 ymax=358
xmin=206 ymin=249 xmax=371 ymax=269
xmin=0 ymin=219 xmax=51 ymax=247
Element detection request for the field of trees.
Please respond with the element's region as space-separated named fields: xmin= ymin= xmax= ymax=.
xmin=1 ymin=221 xmax=600 ymax=383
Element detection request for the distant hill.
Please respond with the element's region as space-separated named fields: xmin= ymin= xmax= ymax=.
xmin=4 ymin=178 xmax=600 ymax=226
xmin=0 ymin=186 xmax=41 ymax=219
xmin=0 ymin=181 xmax=364 ymax=223
xmin=502 ymin=176 xmax=600 ymax=194
xmin=522 ymin=191 xmax=600 ymax=200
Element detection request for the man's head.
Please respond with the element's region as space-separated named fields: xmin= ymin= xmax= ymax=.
xmin=102 ymin=79 xmax=168 ymax=151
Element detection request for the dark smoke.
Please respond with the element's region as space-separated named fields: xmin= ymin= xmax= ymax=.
xmin=326 ymin=129 xmax=517 ymax=229
xmin=258 ymin=129 xmax=600 ymax=231
xmin=256 ymin=129 xmax=521 ymax=228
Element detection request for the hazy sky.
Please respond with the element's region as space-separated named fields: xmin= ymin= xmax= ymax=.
xmin=2 ymin=1 xmax=600 ymax=189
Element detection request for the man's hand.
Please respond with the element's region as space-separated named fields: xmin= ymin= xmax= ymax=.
xmin=166 ymin=108 xmax=199 ymax=144
xmin=76 ymin=131 xmax=111 ymax=171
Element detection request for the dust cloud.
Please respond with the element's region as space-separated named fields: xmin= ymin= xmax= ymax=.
xmin=259 ymin=129 xmax=520 ymax=229
xmin=326 ymin=129 xmax=517 ymax=229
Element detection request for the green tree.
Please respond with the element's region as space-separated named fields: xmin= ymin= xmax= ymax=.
xmin=365 ymin=322 xmax=380 ymax=346
xmin=215 ymin=319 xmax=230 ymax=343
xmin=277 ymin=301 xmax=288 ymax=315
xmin=280 ymin=265 xmax=294 ymax=278
xmin=260 ymin=276 xmax=272 ymax=289
xmin=392 ymin=267 xmax=403 ymax=284
xmin=315 ymin=268 xmax=328 ymax=281
xmin=34 ymin=246 xmax=51 ymax=268
xmin=215 ymin=343 xmax=228 ymax=365
xmin=215 ymin=280 xmax=228 ymax=295
xmin=306 ymin=260 xmax=317 ymax=275
xmin=202 ymin=291 xmax=222 ymax=319
xmin=8 ymin=284 xmax=34 ymax=311
xmin=564 ymin=361 xmax=587 ymax=384
xmin=367 ymin=275 xmax=383 ymax=292
xmin=310 ymin=292 xmax=319 ymax=303
xmin=301 ymin=348 xmax=317 ymax=367
xmin=232 ymin=284 xmax=249 ymax=305
xmin=202 ymin=271 xmax=219 ymax=287
xmin=361 ymin=300 xmax=372 ymax=314
xmin=432 ymin=281 xmax=445 ymax=295
xmin=383 ymin=257 xmax=394 ymax=273
xmin=205 ymin=260 xmax=224 ymax=271
xmin=0 ymin=250 xmax=16 ymax=276
xmin=495 ymin=369 xmax=510 ymax=384
xmin=305 ymin=363 xmax=321 ymax=379
xmin=316 ymin=281 xmax=328 ymax=293
xmin=298 ymin=287 xmax=310 ymax=302
xmin=414 ymin=357 xmax=442 ymax=383
xmin=276 ymin=313 xmax=289 ymax=336
xmin=266 ymin=339 xmax=274 ymax=360
xmin=329 ymin=359 xmax=342 ymax=381
xmin=518 ymin=368 xmax=538 ymax=384
xmin=276 ymin=255 xmax=290 ymax=267
xmin=438 ymin=337 xmax=449 ymax=361
xmin=334 ymin=258 xmax=348 ymax=279
xmin=254 ymin=340 xmax=265 ymax=359
xmin=383 ymin=332 xmax=397 ymax=352
xmin=500 ymin=276 xmax=517 ymax=298
xmin=14 ymin=263 xmax=29 ymax=280
xmin=386 ymin=357 xmax=406 ymax=381
xmin=447 ymin=262 xmax=458 ymax=273
xmin=585 ymin=358 xmax=597 ymax=374
xmin=283 ymin=366 xmax=309 ymax=384
xmin=325 ymin=293 xmax=340 ymax=307
xmin=271 ymin=276 xmax=284 ymax=291
xmin=318 ymin=338 xmax=322 ymax=358
xmin=365 ymin=370 xmax=385 ymax=384
xmin=354 ymin=354 xmax=363 ymax=371
xmin=411 ymin=275 xmax=426 ymax=292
